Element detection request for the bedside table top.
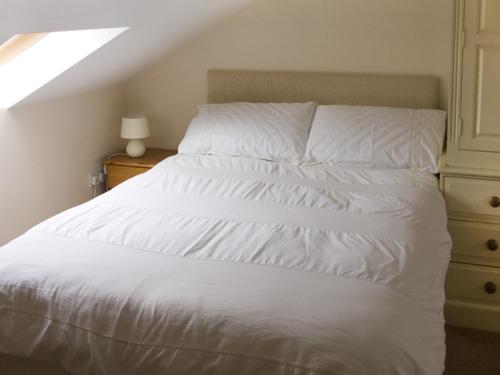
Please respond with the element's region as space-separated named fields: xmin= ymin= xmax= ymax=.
xmin=105 ymin=148 xmax=177 ymax=168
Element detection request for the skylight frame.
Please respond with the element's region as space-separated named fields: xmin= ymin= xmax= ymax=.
xmin=0 ymin=33 xmax=48 ymax=65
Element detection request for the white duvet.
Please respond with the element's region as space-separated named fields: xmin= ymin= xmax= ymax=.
xmin=0 ymin=154 xmax=451 ymax=375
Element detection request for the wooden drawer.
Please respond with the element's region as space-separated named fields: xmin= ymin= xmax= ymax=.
xmin=443 ymin=176 xmax=500 ymax=219
xmin=446 ymin=263 xmax=500 ymax=305
xmin=106 ymin=165 xmax=149 ymax=189
xmin=449 ymin=220 xmax=500 ymax=266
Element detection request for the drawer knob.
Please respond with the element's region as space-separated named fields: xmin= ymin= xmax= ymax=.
xmin=487 ymin=239 xmax=498 ymax=251
xmin=484 ymin=281 xmax=497 ymax=294
xmin=490 ymin=196 xmax=500 ymax=208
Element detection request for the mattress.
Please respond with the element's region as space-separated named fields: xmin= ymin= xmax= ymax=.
xmin=0 ymin=154 xmax=451 ymax=375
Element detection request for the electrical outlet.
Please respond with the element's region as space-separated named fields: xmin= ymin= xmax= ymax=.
xmin=97 ymin=171 xmax=106 ymax=184
xmin=88 ymin=170 xmax=105 ymax=187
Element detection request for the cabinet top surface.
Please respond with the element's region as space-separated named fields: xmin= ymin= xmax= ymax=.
xmin=105 ymin=148 xmax=177 ymax=168
xmin=439 ymin=153 xmax=500 ymax=179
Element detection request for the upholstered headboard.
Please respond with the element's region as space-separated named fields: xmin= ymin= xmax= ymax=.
xmin=207 ymin=70 xmax=440 ymax=109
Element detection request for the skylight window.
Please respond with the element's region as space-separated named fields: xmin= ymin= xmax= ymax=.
xmin=0 ymin=27 xmax=127 ymax=109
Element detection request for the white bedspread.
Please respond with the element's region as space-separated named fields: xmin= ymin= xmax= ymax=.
xmin=0 ymin=154 xmax=451 ymax=375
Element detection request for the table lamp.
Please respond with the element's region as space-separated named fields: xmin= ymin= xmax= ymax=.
xmin=121 ymin=116 xmax=150 ymax=157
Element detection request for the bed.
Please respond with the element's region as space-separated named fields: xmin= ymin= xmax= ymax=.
xmin=0 ymin=70 xmax=451 ymax=375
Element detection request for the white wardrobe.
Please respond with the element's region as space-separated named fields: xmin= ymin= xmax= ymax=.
xmin=440 ymin=0 xmax=500 ymax=332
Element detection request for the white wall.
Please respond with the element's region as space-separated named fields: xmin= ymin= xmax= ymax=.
xmin=0 ymin=84 xmax=125 ymax=245
xmin=125 ymin=0 xmax=455 ymax=150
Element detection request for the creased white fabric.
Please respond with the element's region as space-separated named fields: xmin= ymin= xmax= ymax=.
xmin=178 ymin=102 xmax=316 ymax=163
xmin=305 ymin=105 xmax=447 ymax=173
xmin=0 ymin=154 xmax=451 ymax=375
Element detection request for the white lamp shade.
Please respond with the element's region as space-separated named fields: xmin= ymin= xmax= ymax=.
xmin=121 ymin=116 xmax=150 ymax=139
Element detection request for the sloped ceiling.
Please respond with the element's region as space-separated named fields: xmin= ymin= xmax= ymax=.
xmin=1 ymin=0 xmax=252 ymax=106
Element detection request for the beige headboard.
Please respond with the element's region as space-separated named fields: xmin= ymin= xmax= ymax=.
xmin=207 ymin=70 xmax=440 ymax=109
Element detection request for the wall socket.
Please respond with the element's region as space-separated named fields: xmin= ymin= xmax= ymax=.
xmin=88 ymin=170 xmax=106 ymax=188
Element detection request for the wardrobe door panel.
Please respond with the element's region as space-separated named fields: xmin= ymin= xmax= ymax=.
xmin=460 ymin=0 xmax=500 ymax=152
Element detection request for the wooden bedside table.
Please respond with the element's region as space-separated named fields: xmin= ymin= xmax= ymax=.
xmin=104 ymin=148 xmax=176 ymax=190
xmin=439 ymin=156 xmax=500 ymax=332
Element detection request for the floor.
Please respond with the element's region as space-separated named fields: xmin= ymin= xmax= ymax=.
xmin=445 ymin=325 xmax=500 ymax=374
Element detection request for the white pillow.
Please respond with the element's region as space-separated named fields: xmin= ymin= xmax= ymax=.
xmin=304 ymin=105 xmax=447 ymax=172
xmin=178 ymin=102 xmax=316 ymax=163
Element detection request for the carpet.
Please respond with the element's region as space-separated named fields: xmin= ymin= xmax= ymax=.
xmin=445 ymin=325 xmax=500 ymax=374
